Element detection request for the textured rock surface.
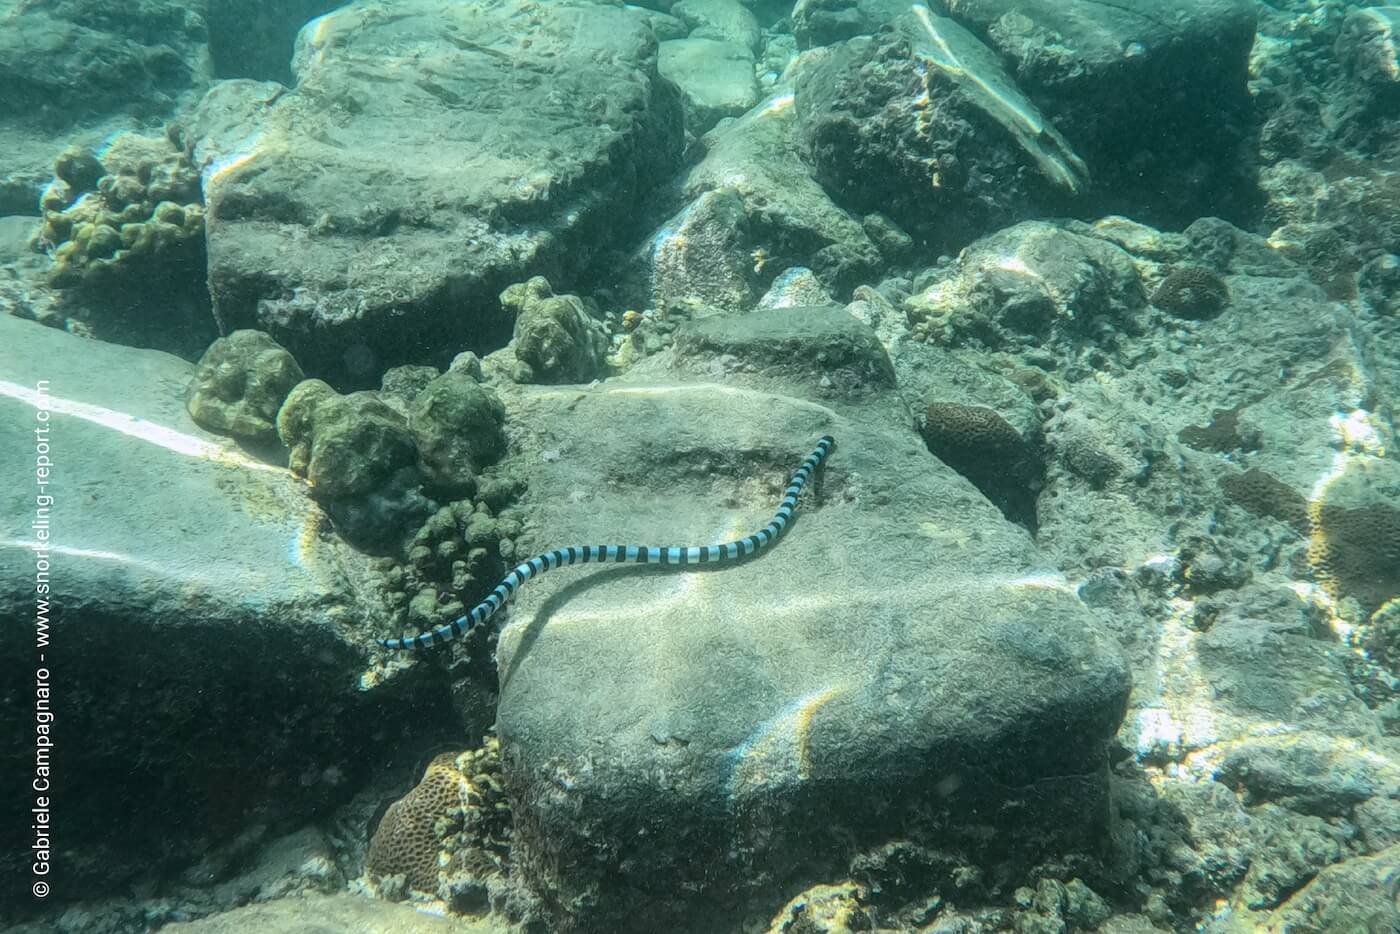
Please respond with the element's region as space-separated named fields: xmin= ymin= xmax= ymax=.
xmin=0 ymin=316 xmax=438 ymax=898
xmin=485 ymin=307 xmax=1129 ymax=931
xmin=0 ymin=0 xmax=211 ymax=215
xmin=201 ymin=0 xmax=683 ymax=382
xmin=158 ymin=893 xmax=511 ymax=934
xmin=902 ymin=220 xmax=1147 ymax=349
xmin=1258 ymin=844 xmax=1400 ymax=933
xmin=941 ymin=0 xmax=1260 ymax=226
xmin=795 ymin=9 xmax=1088 ymax=252
xmin=631 ymin=88 xmax=885 ymax=310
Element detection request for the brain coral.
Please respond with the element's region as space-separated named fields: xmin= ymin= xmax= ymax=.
xmin=1219 ymin=468 xmax=1310 ymax=532
xmin=366 ymin=752 xmax=463 ymax=894
xmin=1150 ymin=266 xmax=1230 ymax=319
xmin=922 ymin=402 xmax=1040 ymax=528
xmin=1308 ymin=500 xmax=1400 ymax=617
xmin=366 ymin=738 xmax=511 ymax=898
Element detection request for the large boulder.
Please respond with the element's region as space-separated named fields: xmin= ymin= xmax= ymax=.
xmin=0 ymin=316 xmax=445 ymax=899
xmin=481 ymin=307 xmax=1130 ymax=931
xmin=626 ymin=87 xmax=889 ymax=312
xmin=795 ymin=9 xmax=1089 ymax=252
xmin=938 ymin=0 xmax=1260 ymax=225
xmin=199 ymin=0 xmax=683 ymax=383
xmin=659 ymin=37 xmax=760 ymax=135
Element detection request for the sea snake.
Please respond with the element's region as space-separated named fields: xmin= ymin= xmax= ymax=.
xmin=379 ymin=435 xmax=835 ymax=650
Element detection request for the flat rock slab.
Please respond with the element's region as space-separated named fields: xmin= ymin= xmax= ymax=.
xmin=202 ymin=0 xmax=682 ymax=381
xmin=158 ymin=894 xmax=509 ymax=934
xmin=659 ymin=37 xmax=759 ymax=134
xmin=0 ymin=317 xmax=420 ymax=896
xmin=489 ymin=309 xmax=1130 ymax=931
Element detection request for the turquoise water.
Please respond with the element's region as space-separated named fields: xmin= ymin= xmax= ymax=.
xmin=1 ymin=1 xmax=1398 ymax=932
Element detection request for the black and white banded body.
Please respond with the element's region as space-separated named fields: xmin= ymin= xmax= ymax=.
xmin=378 ymin=435 xmax=836 ymax=650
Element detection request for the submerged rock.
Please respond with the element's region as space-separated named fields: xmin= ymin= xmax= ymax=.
xmin=0 ymin=316 xmax=430 ymax=900
xmin=795 ymin=9 xmax=1088 ymax=251
xmin=942 ymin=0 xmax=1260 ymax=226
xmin=629 ymin=88 xmax=885 ymax=311
xmin=903 ymin=220 xmax=1147 ymax=349
xmin=200 ymin=0 xmax=683 ymax=381
xmin=659 ymin=37 xmax=759 ymax=134
xmin=482 ymin=306 xmax=1129 ymax=931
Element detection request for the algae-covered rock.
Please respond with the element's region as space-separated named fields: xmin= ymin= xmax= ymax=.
xmin=378 ymin=363 xmax=443 ymax=414
xmin=31 ymin=131 xmax=214 ymax=357
xmin=410 ymin=371 xmax=507 ymax=494
xmin=501 ymin=277 xmax=608 ymax=385
xmin=277 ymin=380 xmax=433 ymax=551
xmin=186 ymin=330 xmax=304 ymax=444
xmin=278 ymin=381 xmax=417 ymax=499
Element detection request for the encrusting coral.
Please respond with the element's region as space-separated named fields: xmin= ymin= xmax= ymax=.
xmin=1308 ymin=500 xmax=1400 ymax=617
xmin=500 ymin=276 xmax=608 ymax=384
xmin=186 ymin=330 xmax=305 ymax=445
xmin=35 ymin=133 xmax=204 ymax=290
xmin=1150 ymin=266 xmax=1230 ymax=319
